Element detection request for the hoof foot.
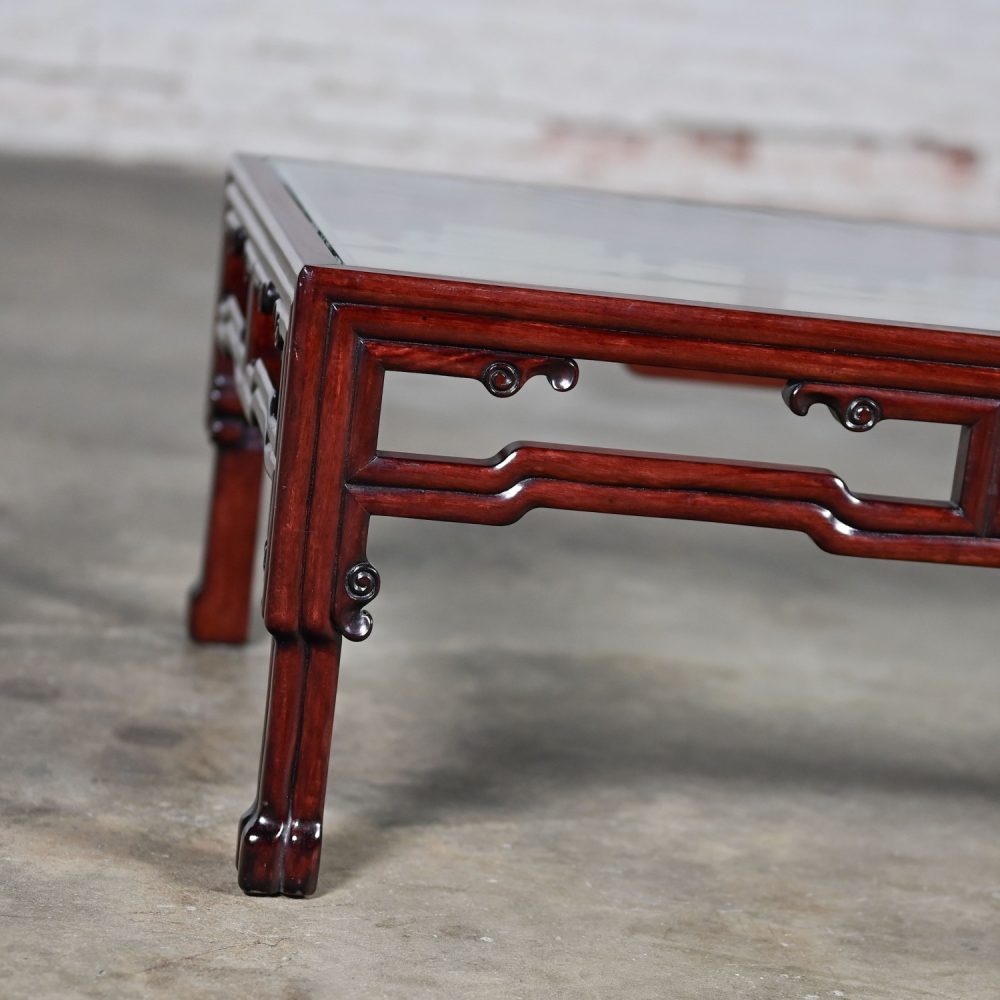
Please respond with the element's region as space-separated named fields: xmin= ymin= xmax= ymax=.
xmin=237 ymin=808 xmax=322 ymax=897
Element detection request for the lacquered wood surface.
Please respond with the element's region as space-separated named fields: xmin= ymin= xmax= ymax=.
xmin=188 ymin=224 xmax=264 ymax=644
xmin=274 ymin=157 xmax=1000 ymax=333
xmin=190 ymin=157 xmax=1000 ymax=898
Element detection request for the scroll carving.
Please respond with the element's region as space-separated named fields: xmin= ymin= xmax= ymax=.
xmin=480 ymin=357 xmax=579 ymax=397
xmin=338 ymin=561 xmax=380 ymax=641
xmin=783 ymin=381 xmax=882 ymax=432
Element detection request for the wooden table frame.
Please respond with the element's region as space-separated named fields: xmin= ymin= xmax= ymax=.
xmin=189 ymin=155 xmax=1000 ymax=897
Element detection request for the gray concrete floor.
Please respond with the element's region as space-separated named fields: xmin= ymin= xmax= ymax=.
xmin=1 ymin=155 xmax=999 ymax=998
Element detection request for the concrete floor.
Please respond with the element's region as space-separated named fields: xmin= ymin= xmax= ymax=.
xmin=1 ymin=155 xmax=999 ymax=998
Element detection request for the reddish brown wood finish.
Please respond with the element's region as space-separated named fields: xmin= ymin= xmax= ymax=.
xmin=188 ymin=227 xmax=264 ymax=644
xmin=190 ymin=156 xmax=1000 ymax=897
xmin=187 ymin=429 xmax=263 ymax=644
xmin=236 ymin=278 xmax=351 ymax=896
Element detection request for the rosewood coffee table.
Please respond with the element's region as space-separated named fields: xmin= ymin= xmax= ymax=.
xmin=189 ymin=155 xmax=1000 ymax=897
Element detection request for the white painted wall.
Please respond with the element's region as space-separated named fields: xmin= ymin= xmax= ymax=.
xmin=2 ymin=0 xmax=999 ymax=226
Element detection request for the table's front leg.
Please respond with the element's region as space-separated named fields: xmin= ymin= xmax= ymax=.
xmin=237 ymin=294 xmax=381 ymax=897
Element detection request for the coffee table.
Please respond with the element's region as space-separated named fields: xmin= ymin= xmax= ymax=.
xmin=189 ymin=155 xmax=1000 ymax=897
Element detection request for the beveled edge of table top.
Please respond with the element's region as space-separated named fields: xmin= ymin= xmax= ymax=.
xmin=228 ymin=153 xmax=1000 ymax=372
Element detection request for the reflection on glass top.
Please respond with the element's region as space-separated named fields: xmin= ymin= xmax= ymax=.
xmin=274 ymin=158 xmax=1000 ymax=332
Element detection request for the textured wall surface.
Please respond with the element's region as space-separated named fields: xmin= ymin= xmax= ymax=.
xmin=2 ymin=0 xmax=999 ymax=226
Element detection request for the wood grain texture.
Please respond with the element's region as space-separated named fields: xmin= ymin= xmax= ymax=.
xmin=188 ymin=220 xmax=264 ymax=644
xmin=192 ymin=158 xmax=1000 ymax=896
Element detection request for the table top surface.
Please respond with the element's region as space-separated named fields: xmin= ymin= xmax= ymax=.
xmin=274 ymin=157 xmax=1000 ymax=334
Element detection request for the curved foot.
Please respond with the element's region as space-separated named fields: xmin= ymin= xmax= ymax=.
xmin=188 ymin=583 xmax=251 ymax=644
xmin=188 ymin=438 xmax=264 ymax=645
xmin=237 ymin=808 xmax=323 ymax=898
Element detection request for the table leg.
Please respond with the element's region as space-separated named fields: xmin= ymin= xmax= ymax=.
xmin=237 ymin=632 xmax=342 ymax=896
xmin=188 ymin=351 xmax=264 ymax=644
xmin=236 ymin=294 xmax=370 ymax=897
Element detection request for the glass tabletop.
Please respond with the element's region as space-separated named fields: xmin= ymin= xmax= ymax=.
xmin=274 ymin=157 xmax=1000 ymax=333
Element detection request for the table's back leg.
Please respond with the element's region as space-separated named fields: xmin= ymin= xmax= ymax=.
xmin=188 ymin=219 xmax=264 ymax=645
xmin=187 ymin=363 xmax=264 ymax=644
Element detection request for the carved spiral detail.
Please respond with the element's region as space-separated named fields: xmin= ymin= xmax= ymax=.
xmin=345 ymin=562 xmax=380 ymax=601
xmin=339 ymin=562 xmax=380 ymax=642
xmin=258 ymin=281 xmax=279 ymax=315
xmin=784 ymin=381 xmax=882 ymax=433
xmin=843 ymin=397 xmax=881 ymax=432
xmin=229 ymin=226 xmax=247 ymax=255
xmin=480 ymin=357 xmax=579 ymax=396
xmin=482 ymin=361 xmax=522 ymax=397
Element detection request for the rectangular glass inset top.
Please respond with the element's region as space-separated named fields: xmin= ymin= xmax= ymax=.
xmin=274 ymin=157 xmax=1000 ymax=332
